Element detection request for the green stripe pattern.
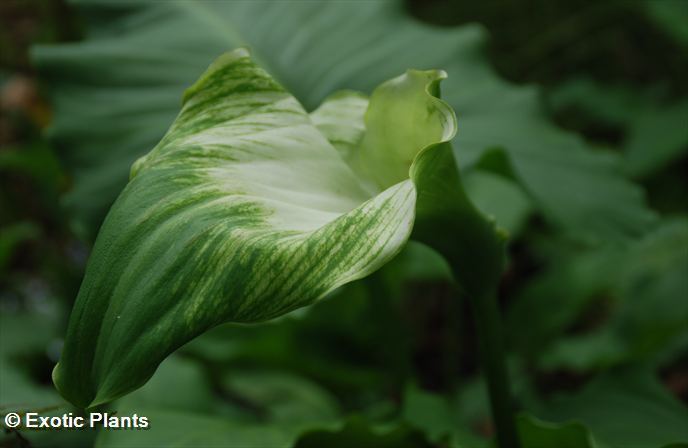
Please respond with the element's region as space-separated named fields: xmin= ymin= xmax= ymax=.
xmin=54 ymin=49 xmax=462 ymax=408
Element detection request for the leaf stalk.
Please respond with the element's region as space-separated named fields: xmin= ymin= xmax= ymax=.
xmin=467 ymin=287 xmax=520 ymax=448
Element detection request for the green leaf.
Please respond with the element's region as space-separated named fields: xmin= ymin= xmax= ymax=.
xmin=517 ymin=415 xmax=601 ymax=448
xmin=0 ymin=222 xmax=40 ymax=274
xmin=96 ymin=408 xmax=329 ymax=448
xmin=105 ymin=358 xmax=343 ymax=447
xmin=547 ymin=77 xmax=688 ymax=178
xmin=624 ymin=100 xmax=688 ymax=177
xmin=294 ymin=417 xmax=435 ymax=448
xmin=401 ymin=379 xmax=688 ymax=448
xmin=52 ymin=50 xmax=482 ymax=408
xmin=643 ymin=0 xmax=688 ymax=47
xmin=509 ymin=217 xmax=688 ymax=369
xmin=98 ymin=411 xmax=429 ymax=448
xmin=400 ymin=383 xmax=613 ymax=448
xmin=463 ymin=170 xmax=533 ymax=237
xmin=115 ymin=356 xmax=217 ymax=414
xmin=0 ymin=141 xmax=63 ymax=188
xmin=219 ymin=370 xmax=340 ymax=424
xmin=401 ymin=384 xmax=474 ymax=448
xmin=540 ymin=368 xmax=688 ymax=448
xmin=0 ymin=312 xmax=61 ymax=408
xmin=34 ymin=0 xmax=654 ymax=242
xmin=0 ymin=312 xmax=98 ymax=448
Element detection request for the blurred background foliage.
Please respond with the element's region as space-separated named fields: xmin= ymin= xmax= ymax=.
xmin=1 ymin=0 xmax=686 ymax=447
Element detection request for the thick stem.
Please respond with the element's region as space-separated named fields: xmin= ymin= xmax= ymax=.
xmin=468 ymin=288 xmax=520 ymax=448
xmin=409 ymin=140 xmax=519 ymax=446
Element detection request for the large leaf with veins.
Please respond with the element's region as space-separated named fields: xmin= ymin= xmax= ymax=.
xmin=33 ymin=0 xmax=655 ymax=242
xmin=52 ymin=50 xmax=501 ymax=408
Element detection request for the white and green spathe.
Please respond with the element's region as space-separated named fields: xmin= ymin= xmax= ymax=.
xmin=54 ymin=49 xmax=503 ymax=408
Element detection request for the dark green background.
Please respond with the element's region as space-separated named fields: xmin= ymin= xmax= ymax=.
xmin=1 ymin=0 xmax=687 ymax=447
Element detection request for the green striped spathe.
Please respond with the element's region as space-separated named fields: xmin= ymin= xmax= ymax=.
xmin=53 ymin=49 xmax=460 ymax=408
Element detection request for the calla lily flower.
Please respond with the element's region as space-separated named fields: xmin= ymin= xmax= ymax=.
xmin=53 ymin=49 xmax=502 ymax=408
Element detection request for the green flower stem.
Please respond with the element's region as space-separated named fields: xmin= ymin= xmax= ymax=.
xmin=408 ymin=138 xmax=519 ymax=447
xmin=468 ymin=287 xmax=520 ymax=448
